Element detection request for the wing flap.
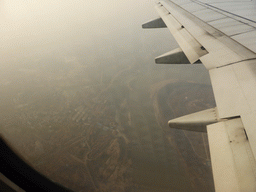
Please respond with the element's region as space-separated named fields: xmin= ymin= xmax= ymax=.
xmin=158 ymin=0 xmax=256 ymax=69
xmin=155 ymin=3 xmax=208 ymax=64
xmin=207 ymin=118 xmax=256 ymax=192
xmin=209 ymin=59 xmax=256 ymax=118
xmin=146 ymin=1 xmax=256 ymax=191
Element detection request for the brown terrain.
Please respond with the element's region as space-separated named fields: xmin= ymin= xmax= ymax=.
xmin=0 ymin=60 xmax=215 ymax=192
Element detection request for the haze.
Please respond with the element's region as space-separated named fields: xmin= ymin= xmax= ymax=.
xmin=0 ymin=0 xmax=214 ymax=191
xmin=0 ymin=0 xmax=160 ymax=65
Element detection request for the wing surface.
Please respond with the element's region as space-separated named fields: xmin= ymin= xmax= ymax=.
xmin=145 ymin=0 xmax=256 ymax=191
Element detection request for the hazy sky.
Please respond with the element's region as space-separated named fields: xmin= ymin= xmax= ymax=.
xmin=0 ymin=0 xmax=164 ymax=61
xmin=0 ymin=0 xmax=210 ymax=85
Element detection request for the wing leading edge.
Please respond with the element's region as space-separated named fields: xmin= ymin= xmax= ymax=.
xmin=143 ymin=0 xmax=256 ymax=191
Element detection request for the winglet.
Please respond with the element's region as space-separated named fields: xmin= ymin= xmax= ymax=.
xmin=168 ymin=108 xmax=219 ymax=132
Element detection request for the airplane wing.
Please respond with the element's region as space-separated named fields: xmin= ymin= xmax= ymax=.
xmin=143 ymin=0 xmax=256 ymax=191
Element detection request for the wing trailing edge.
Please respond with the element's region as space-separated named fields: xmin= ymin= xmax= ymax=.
xmin=155 ymin=2 xmax=208 ymax=64
xmin=143 ymin=0 xmax=256 ymax=191
xmin=207 ymin=118 xmax=256 ymax=192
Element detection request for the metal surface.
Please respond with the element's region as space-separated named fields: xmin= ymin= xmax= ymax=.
xmin=208 ymin=17 xmax=254 ymax=36
xmin=209 ymin=60 xmax=256 ymax=117
xmin=193 ymin=9 xmax=227 ymax=22
xmin=181 ymin=2 xmax=206 ymax=13
xmin=169 ymin=0 xmax=256 ymax=54
xmin=232 ymin=31 xmax=256 ymax=53
xmin=209 ymin=62 xmax=250 ymax=118
xmin=218 ymin=24 xmax=253 ymax=36
xmin=241 ymin=112 xmax=256 ymax=159
xmin=155 ymin=47 xmax=191 ymax=64
xmin=142 ymin=18 xmax=167 ymax=28
xmin=156 ymin=3 xmax=208 ymax=64
xmin=159 ymin=0 xmax=256 ymax=69
xmin=202 ymin=1 xmax=256 ymax=22
xmin=168 ymin=108 xmax=218 ymax=132
xmin=208 ymin=17 xmax=243 ymax=28
xmin=153 ymin=0 xmax=256 ymax=191
xmin=207 ymin=118 xmax=256 ymax=192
